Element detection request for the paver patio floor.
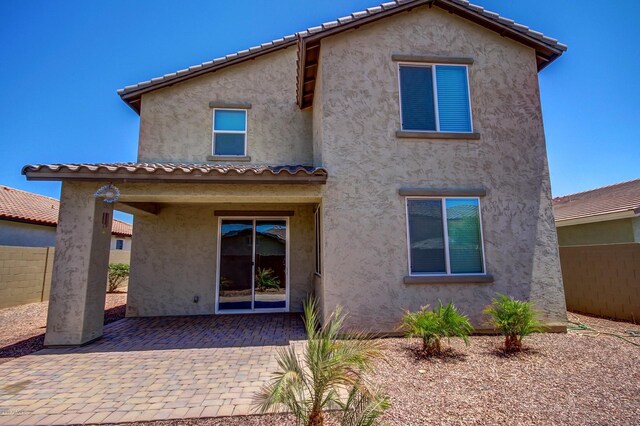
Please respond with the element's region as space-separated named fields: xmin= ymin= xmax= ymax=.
xmin=0 ymin=314 xmax=306 ymax=425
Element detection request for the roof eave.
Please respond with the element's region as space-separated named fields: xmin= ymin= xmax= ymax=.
xmin=22 ymin=170 xmax=328 ymax=185
xmin=555 ymin=209 xmax=640 ymax=227
xmin=119 ymin=39 xmax=298 ymax=114
xmin=117 ymin=0 xmax=567 ymax=112
xmin=296 ymin=0 xmax=565 ymax=108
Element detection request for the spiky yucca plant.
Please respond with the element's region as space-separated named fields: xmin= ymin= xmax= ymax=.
xmin=254 ymin=297 xmax=389 ymax=426
xmin=483 ymin=294 xmax=543 ymax=351
xmin=255 ymin=267 xmax=281 ymax=292
xmin=400 ymin=302 xmax=473 ymax=354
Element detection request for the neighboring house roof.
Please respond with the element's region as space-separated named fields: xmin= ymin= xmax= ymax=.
xmin=22 ymin=163 xmax=328 ymax=184
xmin=553 ymin=179 xmax=640 ymax=227
xmin=117 ymin=0 xmax=567 ymax=112
xmin=0 ymin=185 xmax=133 ymax=236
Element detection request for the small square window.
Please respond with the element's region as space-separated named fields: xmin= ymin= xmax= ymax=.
xmin=399 ymin=64 xmax=472 ymax=132
xmin=213 ymin=109 xmax=247 ymax=156
xmin=115 ymin=239 xmax=124 ymax=250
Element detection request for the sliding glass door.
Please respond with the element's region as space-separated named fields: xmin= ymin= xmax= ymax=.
xmin=217 ymin=218 xmax=288 ymax=313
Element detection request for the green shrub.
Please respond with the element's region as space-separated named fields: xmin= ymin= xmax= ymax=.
xmin=107 ymin=263 xmax=130 ymax=293
xmin=399 ymin=302 xmax=473 ymax=354
xmin=255 ymin=267 xmax=280 ymax=292
xmin=483 ymin=294 xmax=543 ymax=351
xmin=254 ymin=297 xmax=390 ymax=426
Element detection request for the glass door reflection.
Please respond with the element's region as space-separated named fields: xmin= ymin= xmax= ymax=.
xmin=254 ymin=220 xmax=287 ymax=310
xmin=218 ymin=220 xmax=254 ymax=311
xmin=217 ymin=218 xmax=287 ymax=312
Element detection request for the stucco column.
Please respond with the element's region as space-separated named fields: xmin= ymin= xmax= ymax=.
xmin=44 ymin=182 xmax=114 ymax=346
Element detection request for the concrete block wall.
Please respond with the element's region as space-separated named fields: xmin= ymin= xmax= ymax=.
xmin=0 ymin=245 xmax=130 ymax=309
xmin=560 ymin=243 xmax=640 ymax=322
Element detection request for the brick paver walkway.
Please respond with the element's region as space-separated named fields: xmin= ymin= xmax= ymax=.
xmin=0 ymin=314 xmax=306 ymax=425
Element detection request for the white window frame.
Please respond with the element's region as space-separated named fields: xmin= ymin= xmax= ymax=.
xmin=212 ymin=108 xmax=248 ymax=156
xmin=397 ymin=62 xmax=473 ymax=133
xmin=215 ymin=216 xmax=290 ymax=314
xmin=405 ymin=196 xmax=486 ymax=276
xmin=314 ymin=205 xmax=322 ymax=276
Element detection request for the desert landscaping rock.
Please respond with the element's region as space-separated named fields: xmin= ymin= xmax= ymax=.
xmin=0 ymin=293 xmax=126 ymax=364
xmin=104 ymin=314 xmax=639 ymax=426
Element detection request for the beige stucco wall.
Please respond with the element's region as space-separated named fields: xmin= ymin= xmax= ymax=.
xmin=110 ymin=236 xmax=132 ymax=251
xmin=138 ymin=48 xmax=313 ymax=165
xmin=314 ymin=7 xmax=566 ymax=331
xmin=127 ymin=202 xmax=315 ymax=317
xmin=557 ymin=218 xmax=636 ymax=246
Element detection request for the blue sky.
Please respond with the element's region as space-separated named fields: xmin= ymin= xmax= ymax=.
xmin=1 ymin=0 xmax=639 ymax=224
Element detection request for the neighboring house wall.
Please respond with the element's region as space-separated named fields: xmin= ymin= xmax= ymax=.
xmin=127 ymin=202 xmax=315 ymax=317
xmin=557 ymin=218 xmax=637 ymax=246
xmin=314 ymin=7 xmax=565 ymax=329
xmin=110 ymin=236 xmax=132 ymax=251
xmin=0 ymin=220 xmax=57 ymax=247
xmin=0 ymin=245 xmax=130 ymax=309
xmin=0 ymin=220 xmax=132 ymax=250
xmin=560 ymin=243 xmax=639 ymax=322
xmin=138 ymin=48 xmax=313 ymax=165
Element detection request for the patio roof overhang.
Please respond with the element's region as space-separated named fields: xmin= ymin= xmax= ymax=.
xmin=21 ymin=163 xmax=328 ymax=185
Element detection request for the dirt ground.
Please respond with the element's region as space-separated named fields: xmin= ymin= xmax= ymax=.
xmin=0 ymin=292 xmax=127 ymax=364
xmin=109 ymin=313 xmax=639 ymax=426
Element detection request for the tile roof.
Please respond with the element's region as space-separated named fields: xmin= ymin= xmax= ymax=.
xmin=0 ymin=185 xmax=133 ymax=236
xmin=22 ymin=163 xmax=328 ymax=184
xmin=553 ymin=179 xmax=640 ymax=223
xmin=117 ymin=0 xmax=566 ymax=111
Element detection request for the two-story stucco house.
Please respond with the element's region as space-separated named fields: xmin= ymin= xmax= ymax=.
xmin=23 ymin=0 xmax=568 ymax=346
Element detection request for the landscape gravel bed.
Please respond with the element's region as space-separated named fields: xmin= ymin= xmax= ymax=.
xmin=0 ymin=293 xmax=126 ymax=364
xmin=109 ymin=313 xmax=639 ymax=426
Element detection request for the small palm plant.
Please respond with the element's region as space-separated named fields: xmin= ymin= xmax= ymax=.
xmin=483 ymin=294 xmax=543 ymax=352
xmin=254 ymin=297 xmax=389 ymax=426
xmin=399 ymin=302 xmax=473 ymax=354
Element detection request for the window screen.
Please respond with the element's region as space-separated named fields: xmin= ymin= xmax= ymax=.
xmin=399 ymin=64 xmax=472 ymax=132
xmin=407 ymin=198 xmax=484 ymax=275
xmin=407 ymin=199 xmax=446 ymax=274
xmin=399 ymin=66 xmax=436 ymax=131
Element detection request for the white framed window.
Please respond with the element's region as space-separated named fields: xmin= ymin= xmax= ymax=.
xmin=212 ymin=108 xmax=247 ymax=156
xmin=406 ymin=197 xmax=485 ymax=276
xmin=398 ymin=63 xmax=472 ymax=132
xmin=314 ymin=205 xmax=322 ymax=275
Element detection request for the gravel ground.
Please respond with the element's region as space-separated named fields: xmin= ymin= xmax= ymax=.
xmin=109 ymin=313 xmax=639 ymax=426
xmin=0 ymin=292 xmax=127 ymax=364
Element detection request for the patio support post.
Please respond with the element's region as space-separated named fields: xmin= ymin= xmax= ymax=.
xmin=44 ymin=182 xmax=114 ymax=346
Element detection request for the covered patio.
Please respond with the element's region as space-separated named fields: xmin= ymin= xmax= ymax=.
xmin=0 ymin=313 xmax=306 ymax=425
xmin=21 ymin=162 xmax=326 ymax=347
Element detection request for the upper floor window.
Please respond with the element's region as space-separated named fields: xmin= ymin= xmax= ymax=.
xmin=406 ymin=197 xmax=484 ymax=275
xmin=212 ymin=109 xmax=247 ymax=156
xmin=399 ymin=64 xmax=472 ymax=133
xmin=115 ymin=239 xmax=124 ymax=250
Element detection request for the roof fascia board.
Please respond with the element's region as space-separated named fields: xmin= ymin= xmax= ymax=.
xmin=120 ymin=39 xmax=297 ymax=104
xmin=23 ymin=171 xmax=327 ymax=185
xmin=555 ymin=210 xmax=638 ymax=227
xmin=0 ymin=216 xmax=57 ymax=228
xmin=434 ymin=0 xmax=563 ymax=58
